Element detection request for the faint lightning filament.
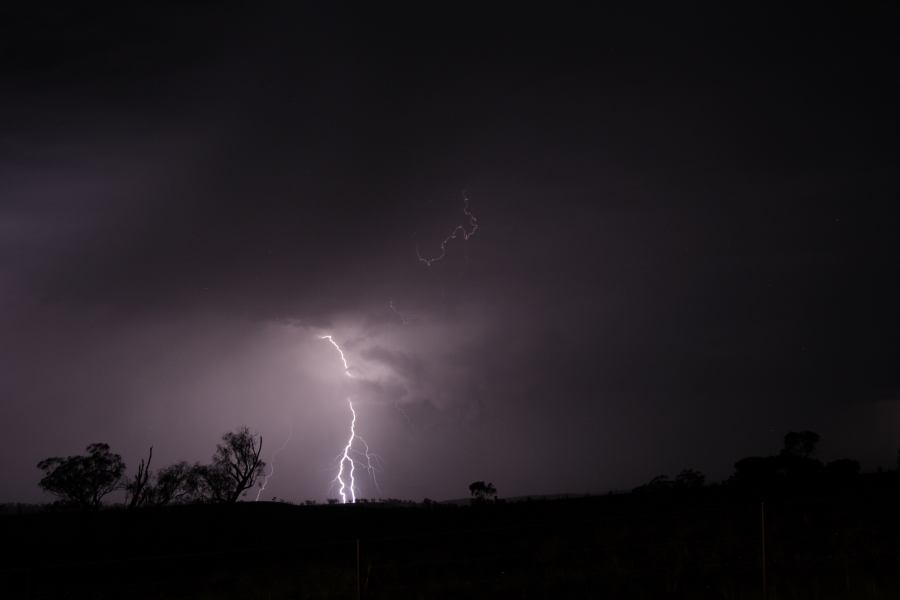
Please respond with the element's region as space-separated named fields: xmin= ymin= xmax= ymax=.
xmin=417 ymin=192 xmax=479 ymax=266
xmin=254 ymin=424 xmax=294 ymax=502
xmin=357 ymin=435 xmax=382 ymax=495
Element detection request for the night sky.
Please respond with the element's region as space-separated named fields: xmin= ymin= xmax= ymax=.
xmin=2 ymin=4 xmax=899 ymax=503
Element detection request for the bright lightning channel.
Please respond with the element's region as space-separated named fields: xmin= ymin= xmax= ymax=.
xmin=320 ymin=334 xmax=352 ymax=377
xmin=319 ymin=334 xmax=379 ymax=504
xmin=338 ymin=400 xmax=357 ymax=504
xmin=416 ymin=192 xmax=479 ymax=266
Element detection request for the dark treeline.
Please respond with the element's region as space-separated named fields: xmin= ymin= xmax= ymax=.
xmin=2 ymin=429 xmax=898 ymax=598
xmin=35 ymin=427 xmax=266 ymax=509
xmin=631 ymin=430 xmax=884 ymax=500
xmin=28 ymin=428 xmax=898 ymax=510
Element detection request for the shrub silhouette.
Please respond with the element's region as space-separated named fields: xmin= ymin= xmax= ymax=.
xmin=633 ymin=469 xmax=706 ymax=493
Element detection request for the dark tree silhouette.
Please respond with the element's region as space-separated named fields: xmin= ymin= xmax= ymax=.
xmin=824 ymin=458 xmax=860 ymax=484
xmin=37 ymin=443 xmax=125 ymax=508
xmin=781 ymin=431 xmax=820 ymax=458
xmin=135 ymin=461 xmax=210 ymax=506
xmin=145 ymin=461 xmax=207 ymax=506
xmin=126 ymin=447 xmax=153 ymax=509
xmin=468 ymin=481 xmax=497 ymax=503
xmin=633 ymin=469 xmax=706 ymax=493
xmin=732 ymin=455 xmax=780 ymax=489
xmin=195 ymin=464 xmax=235 ymax=503
xmin=675 ymin=468 xmax=705 ymax=489
xmin=731 ymin=430 xmax=827 ymax=496
xmin=780 ymin=431 xmax=823 ymax=484
xmin=208 ymin=427 xmax=266 ymax=503
xmin=633 ymin=474 xmax=673 ymax=493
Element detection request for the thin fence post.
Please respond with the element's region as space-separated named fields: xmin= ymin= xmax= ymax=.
xmin=761 ymin=501 xmax=767 ymax=600
xmin=356 ymin=538 xmax=361 ymax=600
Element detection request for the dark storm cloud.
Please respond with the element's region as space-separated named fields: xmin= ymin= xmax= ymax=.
xmin=2 ymin=4 xmax=900 ymax=502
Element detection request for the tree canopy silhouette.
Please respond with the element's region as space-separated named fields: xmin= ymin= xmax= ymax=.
xmin=781 ymin=430 xmax=820 ymax=459
xmin=468 ymin=481 xmax=497 ymax=503
xmin=205 ymin=427 xmax=266 ymax=503
xmin=730 ymin=430 xmax=841 ymax=496
xmin=633 ymin=469 xmax=706 ymax=493
xmin=147 ymin=461 xmax=207 ymax=505
xmin=37 ymin=443 xmax=125 ymax=508
xmin=126 ymin=457 xmax=209 ymax=507
xmin=675 ymin=468 xmax=705 ymax=489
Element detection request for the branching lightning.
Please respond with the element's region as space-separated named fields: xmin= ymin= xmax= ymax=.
xmin=254 ymin=424 xmax=294 ymax=501
xmin=416 ymin=192 xmax=479 ymax=266
xmin=356 ymin=435 xmax=382 ymax=494
xmin=319 ymin=334 xmax=380 ymax=503
xmin=337 ymin=399 xmax=357 ymax=504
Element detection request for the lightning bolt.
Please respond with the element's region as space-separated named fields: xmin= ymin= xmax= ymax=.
xmin=254 ymin=424 xmax=293 ymax=502
xmin=319 ymin=334 xmax=379 ymax=503
xmin=356 ymin=435 xmax=382 ymax=495
xmin=337 ymin=399 xmax=357 ymax=504
xmin=320 ymin=334 xmax=352 ymax=377
xmin=416 ymin=192 xmax=479 ymax=266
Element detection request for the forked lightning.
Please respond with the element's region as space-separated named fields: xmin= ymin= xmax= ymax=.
xmin=319 ymin=334 xmax=379 ymax=503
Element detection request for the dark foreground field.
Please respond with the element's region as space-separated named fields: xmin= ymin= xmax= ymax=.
xmin=2 ymin=485 xmax=898 ymax=599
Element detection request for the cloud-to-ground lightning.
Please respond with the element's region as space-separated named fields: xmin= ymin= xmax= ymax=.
xmin=254 ymin=423 xmax=294 ymax=501
xmin=337 ymin=400 xmax=357 ymax=504
xmin=416 ymin=192 xmax=479 ymax=266
xmin=319 ymin=334 xmax=380 ymax=503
